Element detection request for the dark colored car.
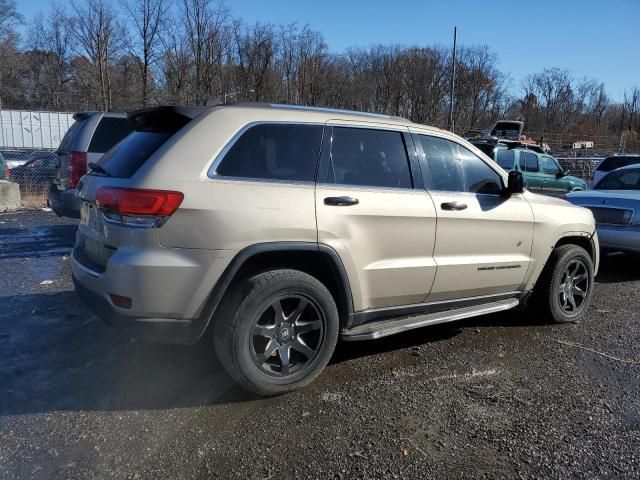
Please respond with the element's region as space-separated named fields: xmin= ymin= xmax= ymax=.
xmin=475 ymin=143 xmax=587 ymax=196
xmin=9 ymin=151 xmax=60 ymax=186
xmin=48 ymin=111 xmax=132 ymax=218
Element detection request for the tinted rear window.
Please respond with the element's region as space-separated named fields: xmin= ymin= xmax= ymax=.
xmin=519 ymin=152 xmax=539 ymax=172
xmin=330 ymin=127 xmax=412 ymax=189
xmin=94 ymin=131 xmax=171 ymax=178
xmin=215 ymin=124 xmax=323 ymax=182
xmin=58 ymin=119 xmax=85 ymax=151
xmin=88 ymin=117 xmax=133 ymax=153
xmin=596 ymin=156 xmax=640 ymax=172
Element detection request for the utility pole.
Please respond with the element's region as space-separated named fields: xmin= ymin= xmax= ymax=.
xmin=447 ymin=27 xmax=457 ymax=132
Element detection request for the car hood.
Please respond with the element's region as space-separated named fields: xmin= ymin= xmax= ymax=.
xmin=524 ymin=190 xmax=572 ymax=207
xmin=566 ymin=190 xmax=640 ymax=201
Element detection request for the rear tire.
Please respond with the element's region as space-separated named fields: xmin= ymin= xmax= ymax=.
xmin=213 ymin=269 xmax=339 ymax=396
xmin=532 ymin=245 xmax=594 ymax=323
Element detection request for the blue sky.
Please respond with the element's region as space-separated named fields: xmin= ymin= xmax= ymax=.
xmin=15 ymin=0 xmax=640 ymax=101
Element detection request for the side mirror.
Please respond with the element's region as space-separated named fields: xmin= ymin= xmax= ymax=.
xmin=504 ymin=170 xmax=525 ymax=195
xmin=556 ymin=169 xmax=569 ymax=178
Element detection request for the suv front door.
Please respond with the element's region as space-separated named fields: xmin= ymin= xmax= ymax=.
xmin=413 ymin=132 xmax=535 ymax=302
xmin=315 ymin=123 xmax=438 ymax=311
xmin=540 ymin=155 xmax=568 ymax=196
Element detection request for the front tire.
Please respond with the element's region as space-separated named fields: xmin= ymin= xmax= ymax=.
xmin=213 ymin=269 xmax=339 ymax=396
xmin=532 ymin=245 xmax=594 ymax=323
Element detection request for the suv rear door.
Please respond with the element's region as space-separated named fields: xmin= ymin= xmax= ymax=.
xmin=413 ymin=131 xmax=534 ymax=302
xmin=518 ymin=150 xmax=545 ymax=193
xmin=315 ymin=122 xmax=437 ymax=311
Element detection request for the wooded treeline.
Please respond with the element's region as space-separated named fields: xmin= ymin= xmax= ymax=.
xmin=0 ymin=0 xmax=638 ymax=151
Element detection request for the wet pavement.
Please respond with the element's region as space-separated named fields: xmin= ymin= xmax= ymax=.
xmin=0 ymin=210 xmax=639 ymax=479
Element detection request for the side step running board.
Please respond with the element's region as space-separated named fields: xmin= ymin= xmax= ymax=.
xmin=341 ymin=298 xmax=520 ymax=342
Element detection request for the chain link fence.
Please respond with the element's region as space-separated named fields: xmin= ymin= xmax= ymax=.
xmin=2 ymin=149 xmax=58 ymax=208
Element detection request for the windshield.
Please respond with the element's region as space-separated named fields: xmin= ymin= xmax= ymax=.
xmin=595 ymin=168 xmax=640 ymax=190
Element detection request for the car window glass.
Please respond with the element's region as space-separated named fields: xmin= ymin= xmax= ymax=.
xmin=519 ymin=152 xmax=539 ymax=172
xmin=541 ymin=156 xmax=561 ymax=174
xmin=58 ymin=119 xmax=85 ymax=151
xmin=418 ymin=135 xmax=464 ymax=192
xmin=596 ymin=169 xmax=640 ymax=190
xmin=457 ymin=145 xmax=503 ymax=195
xmin=329 ymin=127 xmax=412 ymax=189
xmin=96 ymin=131 xmax=172 ymax=178
xmin=495 ymin=149 xmax=515 ymax=170
xmin=216 ymin=124 xmax=322 ymax=182
xmin=88 ymin=117 xmax=134 ymax=153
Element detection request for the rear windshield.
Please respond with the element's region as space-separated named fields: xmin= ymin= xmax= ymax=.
xmin=595 ymin=168 xmax=640 ymax=190
xmin=596 ymin=156 xmax=640 ymax=172
xmin=88 ymin=117 xmax=134 ymax=153
xmin=59 ymin=120 xmax=86 ymax=151
xmin=93 ymin=131 xmax=171 ymax=178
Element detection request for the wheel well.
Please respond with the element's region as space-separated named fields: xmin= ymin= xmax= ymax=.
xmin=555 ymin=236 xmax=594 ymax=263
xmin=228 ymin=249 xmax=352 ymax=326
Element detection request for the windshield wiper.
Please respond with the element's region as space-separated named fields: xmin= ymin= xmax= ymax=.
xmin=88 ymin=162 xmax=111 ymax=177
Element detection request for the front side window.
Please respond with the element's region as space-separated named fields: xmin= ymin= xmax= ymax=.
xmin=496 ymin=149 xmax=515 ymax=170
xmin=419 ymin=135 xmax=502 ymax=195
xmin=329 ymin=127 xmax=412 ymax=189
xmin=457 ymin=145 xmax=503 ymax=195
xmin=519 ymin=152 xmax=539 ymax=172
xmin=418 ymin=135 xmax=464 ymax=192
xmin=541 ymin=156 xmax=561 ymax=175
xmin=216 ymin=124 xmax=323 ymax=182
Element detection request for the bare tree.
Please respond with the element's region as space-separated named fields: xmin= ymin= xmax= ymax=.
xmin=68 ymin=0 xmax=127 ymax=110
xmin=28 ymin=7 xmax=72 ymax=109
xmin=181 ymin=0 xmax=228 ymax=104
xmin=122 ymin=0 xmax=167 ymax=105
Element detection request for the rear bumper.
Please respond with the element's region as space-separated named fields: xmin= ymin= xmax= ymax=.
xmin=71 ymin=245 xmax=232 ymax=343
xmin=73 ymin=276 xmax=201 ymax=343
xmin=597 ymin=225 xmax=640 ymax=253
xmin=48 ymin=185 xmax=82 ymax=218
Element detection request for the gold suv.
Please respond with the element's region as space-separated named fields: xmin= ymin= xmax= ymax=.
xmin=71 ymin=104 xmax=599 ymax=395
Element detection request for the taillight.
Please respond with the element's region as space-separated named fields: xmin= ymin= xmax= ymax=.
xmin=559 ymin=194 xmax=567 ymax=200
xmin=3 ymin=165 xmax=8 ymax=180
xmin=69 ymin=151 xmax=87 ymax=188
xmin=95 ymin=187 xmax=183 ymax=227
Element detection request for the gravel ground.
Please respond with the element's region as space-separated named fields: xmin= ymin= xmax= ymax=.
xmin=1 ymin=210 xmax=639 ymax=479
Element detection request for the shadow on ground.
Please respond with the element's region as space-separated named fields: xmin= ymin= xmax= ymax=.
xmin=1 ymin=237 xmax=635 ymax=416
xmin=595 ymin=252 xmax=640 ymax=283
xmin=0 ymin=224 xmax=76 ymax=259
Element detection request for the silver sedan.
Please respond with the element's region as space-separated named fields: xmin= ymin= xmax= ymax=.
xmin=565 ymin=164 xmax=640 ymax=254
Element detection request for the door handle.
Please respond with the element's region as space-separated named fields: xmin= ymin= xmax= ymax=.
xmin=441 ymin=201 xmax=467 ymax=211
xmin=324 ymin=196 xmax=359 ymax=206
